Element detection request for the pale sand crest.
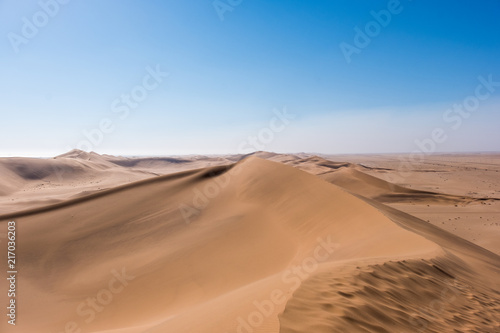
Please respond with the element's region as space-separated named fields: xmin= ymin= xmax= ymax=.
xmin=0 ymin=151 xmax=499 ymax=332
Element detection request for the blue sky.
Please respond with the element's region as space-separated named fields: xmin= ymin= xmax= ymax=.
xmin=1 ymin=0 xmax=499 ymax=156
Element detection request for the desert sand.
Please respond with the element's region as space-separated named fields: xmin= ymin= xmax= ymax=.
xmin=1 ymin=150 xmax=499 ymax=332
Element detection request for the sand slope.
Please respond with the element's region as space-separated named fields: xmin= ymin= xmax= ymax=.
xmin=0 ymin=150 xmax=234 ymax=214
xmin=284 ymin=154 xmax=500 ymax=255
xmin=1 ymin=155 xmax=499 ymax=332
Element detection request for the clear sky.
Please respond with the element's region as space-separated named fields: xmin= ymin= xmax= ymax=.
xmin=1 ymin=0 xmax=499 ymax=157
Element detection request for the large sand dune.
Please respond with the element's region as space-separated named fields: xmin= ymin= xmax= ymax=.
xmin=1 ymin=152 xmax=499 ymax=332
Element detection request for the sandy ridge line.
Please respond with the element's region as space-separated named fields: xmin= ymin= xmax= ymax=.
xmin=352 ymin=193 xmax=500 ymax=266
xmin=0 ymin=164 xmax=234 ymax=220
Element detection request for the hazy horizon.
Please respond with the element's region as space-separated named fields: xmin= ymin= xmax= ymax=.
xmin=3 ymin=148 xmax=500 ymax=159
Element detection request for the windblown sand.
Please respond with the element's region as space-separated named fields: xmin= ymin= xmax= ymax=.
xmin=1 ymin=150 xmax=499 ymax=332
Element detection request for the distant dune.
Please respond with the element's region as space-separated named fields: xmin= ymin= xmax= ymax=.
xmin=1 ymin=151 xmax=499 ymax=332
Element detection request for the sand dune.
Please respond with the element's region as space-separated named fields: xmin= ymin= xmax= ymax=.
xmin=285 ymin=154 xmax=500 ymax=255
xmin=1 ymin=152 xmax=499 ymax=332
xmin=0 ymin=154 xmax=152 ymax=214
xmin=280 ymin=256 xmax=500 ymax=333
xmin=284 ymin=155 xmax=496 ymax=205
xmin=0 ymin=150 xmax=235 ymax=214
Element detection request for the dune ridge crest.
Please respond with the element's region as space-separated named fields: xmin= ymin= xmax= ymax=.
xmin=1 ymin=153 xmax=499 ymax=333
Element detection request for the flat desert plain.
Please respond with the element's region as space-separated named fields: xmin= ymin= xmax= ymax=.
xmin=1 ymin=150 xmax=500 ymax=332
